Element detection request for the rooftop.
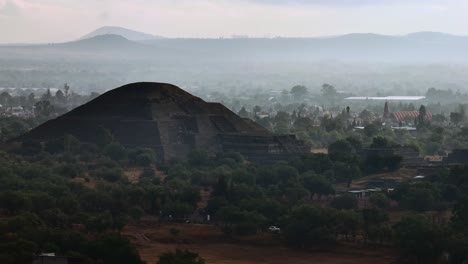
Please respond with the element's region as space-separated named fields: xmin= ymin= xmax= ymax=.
xmin=345 ymin=96 xmax=426 ymax=101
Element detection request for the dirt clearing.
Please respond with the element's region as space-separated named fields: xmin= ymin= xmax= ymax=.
xmin=124 ymin=223 xmax=399 ymax=264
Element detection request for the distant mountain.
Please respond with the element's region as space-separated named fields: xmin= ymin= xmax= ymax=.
xmin=138 ymin=32 xmax=468 ymax=61
xmin=63 ymin=34 xmax=143 ymax=49
xmin=2 ymin=31 xmax=468 ymax=62
xmin=404 ymin=31 xmax=468 ymax=42
xmin=55 ymin=34 xmax=156 ymax=58
xmin=334 ymin=33 xmax=394 ymax=41
xmin=80 ymin=26 xmax=163 ymax=41
xmin=0 ymin=34 xmax=155 ymax=59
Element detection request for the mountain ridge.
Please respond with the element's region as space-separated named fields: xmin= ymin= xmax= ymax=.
xmin=80 ymin=26 xmax=164 ymax=41
xmin=79 ymin=26 xmax=467 ymax=42
xmin=2 ymin=30 xmax=468 ymax=62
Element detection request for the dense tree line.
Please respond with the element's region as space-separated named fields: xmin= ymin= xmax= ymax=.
xmin=0 ymin=88 xmax=468 ymax=263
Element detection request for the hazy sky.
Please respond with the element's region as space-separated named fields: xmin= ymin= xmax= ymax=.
xmin=1 ymin=0 xmax=467 ymax=43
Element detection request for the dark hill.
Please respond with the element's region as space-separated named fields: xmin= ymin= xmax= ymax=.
xmin=80 ymin=26 xmax=163 ymax=41
xmin=18 ymin=82 xmax=309 ymax=162
xmin=58 ymin=34 xmax=151 ymax=52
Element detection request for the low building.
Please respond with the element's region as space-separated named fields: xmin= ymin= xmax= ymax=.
xmin=391 ymin=111 xmax=432 ymax=123
xmin=391 ymin=126 xmax=417 ymax=131
xmin=345 ymin=96 xmax=426 ymax=101
xmin=348 ymin=188 xmax=382 ymax=199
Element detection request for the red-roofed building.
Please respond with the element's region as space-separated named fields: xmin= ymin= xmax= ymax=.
xmin=391 ymin=111 xmax=432 ymax=122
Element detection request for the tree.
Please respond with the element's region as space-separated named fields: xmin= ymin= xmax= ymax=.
xmin=34 ymin=100 xmax=55 ymax=118
xmin=383 ymin=101 xmax=389 ymax=118
xmin=96 ymin=126 xmax=114 ymax=147
xmin=273 ymin=164 xmax=299 ymax=186
xmin=369 ymin=193 xmax=390 ymax=209
xmin=86 ymin=211 xmax=114 ymax=233
xmin=321 ymin=83 xmax=337 ymax=102
xmin=0 ymin=91 xmax=12 ymax=106
xmin=293 ymin=117 xmax=314 ymax=131
xmin=290 ymin=85 xmax=308 ymax=100
xmin=130 ymin=148 xmax=157 ymax=166
xmin=451 ymin=196 xmax=468 ymax=233
xmin=88 ymin=234 xmax=143 ymax=264
xmin=64 ymin=83 xmax=70 ymax=97
xmin=41 ymin=88 xmax=52 ymax=101
xmin=188 ymin=150 xmax=210 ymax=167
xmin=418 ymin=105 xmax=428 ymax=128
xmin=0 ymin=191 xmax=31 ymax=214
xmin=359 ymin=109 xmax=374 ymax=121
xmin=0 ymin=239 xmax=38 ymax=264
xmin=284 ymin=205 xmax=336 ymax=248
xmin=27 ymin=93 xmax=35 ymax=107
xmin=0 ymin=119 xmax=29 ymax=142
xmin=370 ymin=136 xmax=389 ymax=148
xmin=394 ymin=215 xmax=448 ymax=263
xmin=157 ymin=249 xmax=205 ymax=264
xmin=163 ymin=201 xmax=192 ymax=220
xmin=333 ymin=162 xmax=361 ymax=187
xmin=321 ymin=115 xmax=343 ymax=132
xmin=238 ymin=107 xmax=249 ymax=118
xmin=362 ymin=208 xmax=389 ymax=227
xmin=364 ymin=123 xmax=380 ymax=137
xmin=401 ymin=188 xmax=435 ymax=212
xmin=331 ymin=194 xmax=358 ymax=210
xmin=459 ymin=104 xmax=466 ymax=124
xmin=336 ymin=210 xmax=361 ymax=241
xmin=104 ymin=143 xmax=127 ymax=161
xmin=450 ymin=112 xmax=463 ymax=126
xmin=432 ymin=114 xmax=446 ymax=123
xmin=274 ymin=111 xmax=291 ymax=133
xmin=93 ymin=168 xmax=123 ymax=182
xmin=40 ymin=208 xmax=68 ymax=228
xmin=300 ymin=173 xmax=335 ymax=197
xmin=297 ymin=104 xmax=307 ymax=117
xmin=253 ymin=105 xmax=262 ymax=116
xmin=55 ymin=90 xmax=65 ymax=103
xmin=448 ymin=196 xmax=468 ymax=263
xmin=44 ymin=138 xmax=65 ymax=154
xmin=64 ymin=134 xmax=81 ymax=153
xmin=215 ymin=205 xmax=266 ymax=236
xmin=20 ymin=140 xmax=42 ymax=155
xmin=448 ymin=235 xmax=468 ymax=264
xmin=28 ymin=192 xmax=56 ymax=212
xmin=7 ymin=212 xmax=44 ymax=232
xmin=328 ymin=139 xmax=356 ymax=161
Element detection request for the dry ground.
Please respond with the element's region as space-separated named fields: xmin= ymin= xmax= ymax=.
xmin=336 ymin=168 xmax=418 ymax=192
xmin=123 ymin=222 xmax=399 ymax=264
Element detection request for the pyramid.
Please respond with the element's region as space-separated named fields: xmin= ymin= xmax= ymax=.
xmin=19 ymin=82 xmax=309 ymax=162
